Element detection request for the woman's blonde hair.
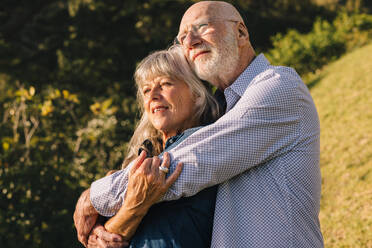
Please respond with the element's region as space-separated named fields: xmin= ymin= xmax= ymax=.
xmin=122 ymin=45 xmax=220 ymax=168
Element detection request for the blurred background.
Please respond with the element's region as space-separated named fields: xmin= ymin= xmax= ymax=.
xmin=0 ymin=0 xmax=371 ymax=247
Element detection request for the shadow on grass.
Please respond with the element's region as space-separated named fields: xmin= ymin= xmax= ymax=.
xmin=306 ymin=73 xmax=325 ymax=90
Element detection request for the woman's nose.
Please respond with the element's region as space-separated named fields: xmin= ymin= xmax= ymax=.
xmin=149 ymin=87 xmax=161 ymax=100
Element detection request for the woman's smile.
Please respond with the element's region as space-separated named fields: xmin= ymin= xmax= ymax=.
xmin=152 ymin=105 xmax=169 ymax=114
xmin=143 ymin=76 xmax=197 ymax=141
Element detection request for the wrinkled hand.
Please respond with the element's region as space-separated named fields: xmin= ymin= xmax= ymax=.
xmin=73 ymin=188 xmax=99 ymax=247
xmin=126 ymin=151 xmax=183 ymax=209
xmin=104 ymin=151 xmax=183 ymax=237
xmin=87 ymin=224 xmax=128 ymax=248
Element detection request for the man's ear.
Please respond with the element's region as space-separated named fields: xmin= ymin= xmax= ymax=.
xmin=237 ymin=22 xmax=249 ymax=47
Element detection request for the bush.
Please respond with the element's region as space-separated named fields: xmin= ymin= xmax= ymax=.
xmin=266 ymin=12 xmax=372 ymax=74
xmin=0 ymin=84 xmax=137 ymax=247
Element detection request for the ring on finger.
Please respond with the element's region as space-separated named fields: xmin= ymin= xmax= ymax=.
xmin=159 ymin=165 xmax=169 ymax=174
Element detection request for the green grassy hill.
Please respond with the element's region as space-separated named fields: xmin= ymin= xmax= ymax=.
xmin=308 ymin=43 xmax=372 ymax=247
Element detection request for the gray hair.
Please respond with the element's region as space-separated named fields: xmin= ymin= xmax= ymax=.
xmin=122 ymin=45 xmax=221 ymax=167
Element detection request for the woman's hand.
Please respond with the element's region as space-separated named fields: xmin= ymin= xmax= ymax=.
xmin=126 ymin=151 xmax=183 ymax=209
xmin=87 ymin=223 xmax=128 ymax=248
xmin=104 ymin=151 xmax=183 ymax=238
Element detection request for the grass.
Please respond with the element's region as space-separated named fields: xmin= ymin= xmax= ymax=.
xmin=307 ymin=43 xmax=372 ymax=247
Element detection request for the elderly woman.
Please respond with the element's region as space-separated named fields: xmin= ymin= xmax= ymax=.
xmin=85 ymin=45 xmax=221 ymax=247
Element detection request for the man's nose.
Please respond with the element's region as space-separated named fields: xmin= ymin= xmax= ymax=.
xmin=183 ymin=31 xmax=202 ymax=49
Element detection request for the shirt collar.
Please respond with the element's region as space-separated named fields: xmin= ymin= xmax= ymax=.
xmin=164 ymin=127 xmax=201 ymax=149
xmin=164 ymin=132 xmax=184 ymax=149
xmin=226 ymin=54 xmax=270 ymax=97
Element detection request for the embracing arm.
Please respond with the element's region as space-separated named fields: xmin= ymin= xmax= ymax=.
xmin=90 ymin=70 xmax=317 ymax=211
xmin=162 ymin=73 xmax=314 ymax=200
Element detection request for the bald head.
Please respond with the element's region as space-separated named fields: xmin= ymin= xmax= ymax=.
xmin=180 ymin=1 xmax=244 ymax=27
xmin=177 ymin=1 xmax=255 ymax=89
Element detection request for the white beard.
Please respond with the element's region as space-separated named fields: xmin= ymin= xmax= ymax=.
xmin=192 ymin=30 xmax=240 ymax=83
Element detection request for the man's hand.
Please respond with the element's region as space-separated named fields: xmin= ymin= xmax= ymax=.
xmin=87 ymin=224 xmax=128 ymax=248
xmin=73 ymin=188 xmax=99 ymax=247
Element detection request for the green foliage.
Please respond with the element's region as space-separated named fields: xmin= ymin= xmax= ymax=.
xmin=266 ymin=12 xmax=372 ymax=74
xmin=309 ymin=43 xmax=372 ymax=248
xmin=313 ymin=0 xmax=372 ymax=13
xmin=0 ymin=83 xmax=137 ymax=247
xmin=1 ymin=84 xmax=81 ymax=247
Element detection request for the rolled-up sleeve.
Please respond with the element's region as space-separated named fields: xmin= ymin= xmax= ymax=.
xmin=90 ymin=163 xmax=132 ymax=217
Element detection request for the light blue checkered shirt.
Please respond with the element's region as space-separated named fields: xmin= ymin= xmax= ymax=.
xmin=90 ymin=54 xmax=323 ymax=247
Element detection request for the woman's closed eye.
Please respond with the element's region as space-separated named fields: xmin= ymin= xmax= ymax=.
xmin=143 ymin=87 xmax=151 ymax=95
xmin=160 ymin=82 xmax=173 ymax=87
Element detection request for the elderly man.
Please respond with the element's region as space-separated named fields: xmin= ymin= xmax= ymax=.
xmin=74 ymin=1 xmax=323 ymax=247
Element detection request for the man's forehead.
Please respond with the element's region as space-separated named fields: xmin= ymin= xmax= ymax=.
xmin=178 ymin=2 xmax=242 ymax=32
xmin=180 ymin=12 xmax=207 ymax=28
xmin=179 ymin=3 xmax=220 ymax=29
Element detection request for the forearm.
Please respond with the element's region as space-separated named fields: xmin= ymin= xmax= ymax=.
xmin=74 ymin=188 xmax=100 ymax=246
xmin=104 ymin=201 xmax=149 ymax=239
xmin=82 ymin=188 xmax=98 ymax=215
